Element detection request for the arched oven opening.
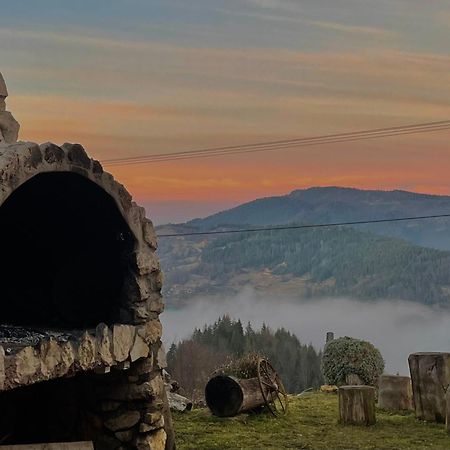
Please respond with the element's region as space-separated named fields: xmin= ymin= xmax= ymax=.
xmin=0 ymin=171 xmax=135 ymax=329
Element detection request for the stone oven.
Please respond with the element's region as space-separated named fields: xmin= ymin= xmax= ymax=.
xmin=0 ymin=75 xmax=171 ymax=449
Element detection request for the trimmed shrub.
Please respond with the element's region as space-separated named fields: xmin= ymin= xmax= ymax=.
xmin=322 ymin=336 xmax=384 ymax=386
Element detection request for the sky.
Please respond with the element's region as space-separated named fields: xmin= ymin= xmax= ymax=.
xmin=1 ymin=0 xmax=450 ymax=223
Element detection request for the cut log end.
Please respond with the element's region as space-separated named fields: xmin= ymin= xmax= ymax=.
xmin=205 ymin=376 xmax=265 ymax=417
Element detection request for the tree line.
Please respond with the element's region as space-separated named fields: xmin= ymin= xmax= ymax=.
xmin=167 ymin=316 xmax=324 ymax=400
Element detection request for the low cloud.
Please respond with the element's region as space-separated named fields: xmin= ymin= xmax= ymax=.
xmin=161 ymin=288 xmax=450 ymax=376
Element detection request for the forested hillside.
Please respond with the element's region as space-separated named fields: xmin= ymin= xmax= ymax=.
xmin=158 ymin=224 xmax=450 ymax=307
xmin=187 ymin=187 xmax=450 ymax=250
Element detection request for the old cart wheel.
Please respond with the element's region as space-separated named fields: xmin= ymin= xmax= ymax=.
xmin=257 ymin=358 xmax=288 ymax=416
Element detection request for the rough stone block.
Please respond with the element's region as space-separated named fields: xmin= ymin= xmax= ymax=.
xmin=104 ymin=410 xmax=141 ymax=432
xmin=137 ymin=320 xmax=162 ymax=345
xmin=130 ymin=333 xmax=150 ymax=362
xmin=115 ymin=429 xmax=135 ymax=442
xmin=135 ymin=428 xmax=167 ymax=450
xmin=129 ymin=357 xmax=154 ymax=376
xmin=139 ymin=416 xmax=164 ymax=433
xmin=113 ymin=325 xmax=135 ymax=362
xmin=77 ymin=332 xmax=97 ymax=370
xmin=156 ymin=343 xmax=167 ymax=369
xmin=60 ymin=341 xmax=76 ymax=375
xmin=96 ymin=323 xmax=114 ymax=366
xmin=11 ymin=346 xmax=41 ymax=385
xmin=40 ymin=142 xmax=65 ymax=164
xmin=40 ymin=338 xmax=62 ymax=378
xmin=100 ymin=381 xmax=155 ymax=401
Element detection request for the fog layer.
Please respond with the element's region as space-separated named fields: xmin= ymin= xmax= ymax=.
xmin=161 ymin=288 xmax=450 ymax=375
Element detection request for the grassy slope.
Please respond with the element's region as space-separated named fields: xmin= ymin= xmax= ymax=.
xmin=173 ymin=393 xmax=449 ymax=450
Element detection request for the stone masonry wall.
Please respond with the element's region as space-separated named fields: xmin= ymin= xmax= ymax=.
xmin=0 ymin=141 xmax=171 ymax=449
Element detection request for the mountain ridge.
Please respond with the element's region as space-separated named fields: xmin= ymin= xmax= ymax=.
xmin=180 ymin=187 xmax=450 ymax=250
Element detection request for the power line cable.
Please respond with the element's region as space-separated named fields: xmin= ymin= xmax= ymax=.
xmin=107 ymin=125 xmax=450 ymax=165
xmin=102 ymin=120 xmax=450 ymax=166
xmin=157 ymin=213 xmax=450 ymax=238
xmin=103 ymin=120 xmax=449 ymax=164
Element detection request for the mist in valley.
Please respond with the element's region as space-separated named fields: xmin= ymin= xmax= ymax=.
xmin=161 ymin=288 xmax=450 ymax=376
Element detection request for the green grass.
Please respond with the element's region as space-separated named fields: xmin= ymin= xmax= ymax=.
xmin=173 ymin=393 xmax=450 ymax=450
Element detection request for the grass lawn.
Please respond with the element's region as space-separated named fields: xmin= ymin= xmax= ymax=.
xmin=173 ymin=392 xmax=450 ymax=449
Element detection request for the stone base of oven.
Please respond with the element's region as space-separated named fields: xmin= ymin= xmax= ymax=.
xmin=0 ymin=357 xmax=170 ymax=450
xmin=94 ymin=358 xmax=168 ymax=450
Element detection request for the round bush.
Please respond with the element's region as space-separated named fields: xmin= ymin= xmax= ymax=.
xmin=322 ymin=336 xmax=384 ymax=386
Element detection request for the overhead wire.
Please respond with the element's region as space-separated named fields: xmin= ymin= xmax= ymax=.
xmin=157 ymin=213 xmax=450 ymax=238
xmin=102 ymin=120 xmax=450 ymax=166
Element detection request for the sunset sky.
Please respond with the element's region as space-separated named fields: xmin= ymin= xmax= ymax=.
xmin=1 ymin=0 xmax=450 ymax=223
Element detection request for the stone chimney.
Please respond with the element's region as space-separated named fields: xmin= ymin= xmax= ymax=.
xmin=0 ymin=72 xmax=20 ymax=144
xmin=326 ymin=331 xmax=335 ymax=344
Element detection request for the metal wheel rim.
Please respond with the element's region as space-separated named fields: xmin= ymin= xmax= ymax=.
xmin=257 ymin=358 xmax=288 ymax=416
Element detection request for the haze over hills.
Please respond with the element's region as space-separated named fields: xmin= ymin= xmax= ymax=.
xmin=157 ymin=187 xmax=450 ymax=308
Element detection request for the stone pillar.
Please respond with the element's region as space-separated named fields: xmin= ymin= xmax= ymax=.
xmin=378 ymin=375 xmax=413 ymax=411
xmin=95 ymin=358 xmax=167 ymax=450
xmin=408 ymin=352 xmax=450 ymax=423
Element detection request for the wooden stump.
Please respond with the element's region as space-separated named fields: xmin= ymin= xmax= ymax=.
xmin=408 ymin=352 xmax=450 ymax=423
xmin=446 ymin=389 xmax=450 ymax=434
xmin=378 ymin=375 xmax=413 ymax=411
xmin=339 ymin=386 xmax=376 ymax=426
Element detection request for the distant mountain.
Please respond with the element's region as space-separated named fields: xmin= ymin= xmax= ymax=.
xmin=187 ymin=187 xmax=450 ymax=250
xmin=157 ymin=187 xmax=450 ymax=308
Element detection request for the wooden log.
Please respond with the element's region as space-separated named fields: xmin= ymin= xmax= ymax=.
xmin=408 ymin=352 xmax=450 ymax=423
xmin=205 ymin=376 xmax=266 ymax=417
xmin=338 ymin=386 xmax=376 ymax=426
xmin=446 ymin=389 xmax=450 ymax=434
xmin=378 ymin=375 xmax=413 ymax=411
